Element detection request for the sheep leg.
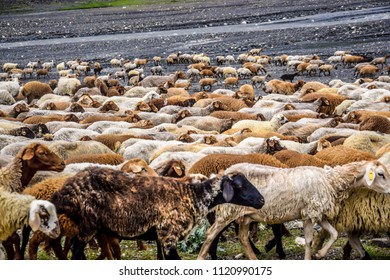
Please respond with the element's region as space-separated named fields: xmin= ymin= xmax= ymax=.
xmin=49 ymin=238 xmax=68 ymax=260
xmin=264 ymin=224 xmax=286 ymax=259
xmin=312 ymin=229 xmax=328 ymax=254
xmin=63 ymin=237 xmax=72 ymax=257
xmin=237 ymin=218 xmax=258 ymax=260
xmin=314 ymin=220 xmax=338 ymax=259
xmin=198 ymin=217 xmax=236 ymax=260
xmin=347 ymin=232 xmax=371 ymax=260
xmin=28 ymin=232 xmax=44 ymax=260
xmin=110 ymin=237 xmax=122 ymax=260
xmin=342 ymin=241 xmax=353 ymax=260
xmin=303 ymin=220 xmax=314 ymax=260
xmin=208 ymin=223 xmax=232 ymax=260
xmin=70 ymin=237 xmax=87 ymax=260
xmin=20 ymin=226 xmax=31 ymax=260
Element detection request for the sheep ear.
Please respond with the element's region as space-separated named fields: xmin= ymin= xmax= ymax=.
xmin=222 ymin=179 xmax=234 ymax=203
xmin=29 ymin=202 xmax=41 ymax=231
xmin=131 ymin=165 xmax=143 ymax=173
xmin=22 ymin=148 xmax=35 ymax=160
xmin=364 ymin=166 xmax=376 ymax=187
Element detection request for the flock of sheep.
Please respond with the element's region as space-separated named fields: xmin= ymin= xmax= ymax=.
xmin=0 ymin=48 xmax=390 ymax=260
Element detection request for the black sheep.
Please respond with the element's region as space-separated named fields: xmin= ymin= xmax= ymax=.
xmin=280 ymin=72 xmax=299 ymax=82
xmin=51 ymin=167 xmax=264 ymax=260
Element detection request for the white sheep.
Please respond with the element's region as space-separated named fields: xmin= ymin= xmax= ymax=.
xmin=0 ymin=90 xmax=16 ymax=105
xmin=231 ymin=113 xmax=288 ymax=132
xmin=55 ymin=77 xmax=81 ymax=96
xmin=198 ymin=160 xmax=390 ymax=260
xmin=0 ymin=77 xmax=20 ymax=98
xmin=0 ymin=190 xmax=60 ymax=242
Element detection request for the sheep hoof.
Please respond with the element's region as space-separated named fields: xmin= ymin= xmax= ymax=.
xmin=313 ymin=253 xmax=323 ymax=260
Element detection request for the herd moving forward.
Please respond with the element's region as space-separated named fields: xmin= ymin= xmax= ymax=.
xmin=0 ymin=48 xmax=390 ymax=260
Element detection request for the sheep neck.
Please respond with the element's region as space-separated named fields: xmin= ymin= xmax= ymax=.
xmin=187 ymin=177 xmax=222 ymax=215
xmin=326 ymin=162 xmax=367 ymax=204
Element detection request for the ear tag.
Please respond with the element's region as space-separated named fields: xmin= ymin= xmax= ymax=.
xmin=368 ymin=170 xmax=374 ymax=182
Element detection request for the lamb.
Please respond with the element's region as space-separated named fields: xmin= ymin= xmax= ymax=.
xmin=231 ymin=113 xmax=288 ymax=132
xmin=198 ymin=160 xmax=390 ymax=260
xmin=252 ymin=74 xmax=270 ymax=88
xmin=51 ymin=167 xmax=264 ymax=259
xmin=264 ymin=79 xmax=305 ymax=95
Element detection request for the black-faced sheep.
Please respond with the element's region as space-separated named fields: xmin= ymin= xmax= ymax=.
xmin=51 ymin=167 xmax=264 ymax=259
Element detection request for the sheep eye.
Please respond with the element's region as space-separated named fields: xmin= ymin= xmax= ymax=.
xmin=377 ymin=172 xmax=385 ymax=179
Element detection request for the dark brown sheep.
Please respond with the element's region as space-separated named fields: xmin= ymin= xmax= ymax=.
xmin=51 ymin=167 xmax=264 ymax=259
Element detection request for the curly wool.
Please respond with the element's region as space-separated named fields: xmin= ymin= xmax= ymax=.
xmin=0 ymin=148 xmax=25 ymax=193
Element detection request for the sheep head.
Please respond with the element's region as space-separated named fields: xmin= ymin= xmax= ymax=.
xmin=121 ymin=158 xmax=158 ymax=176
xmin=16 ymin=127 xmax=35 ymax=139
xmin=159 ymin=160 xmax=186 ymax=178
xmin=100 ymin=101 xmax=119 ymax=112
xmin=217 ymin=172 xmax=265 ymax=209
xmin=29 ymin=200 xmax=60 ymax=239
xmin=19 ymin=143 xmax=65 ymax=173
xmin=265 ymin=137 xmax=286 ymax=154
xmin=204 ymin=135 xmax=218 ymax=145
xmin=355 ymin=161 xmax=390 ymax=194
xmin=176 ymin=133 xmax=195 ymax=143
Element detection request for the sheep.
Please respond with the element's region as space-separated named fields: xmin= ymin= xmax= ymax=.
xmin=231 ymin=113 xmax=288 ymax=132
xmin=198 ymin=160 xmax=390 ymax=260
xmin=120 ymin=158 xmax=158 ymax=176
xmin=0 ymin=90 xmax=16 ymax=105
xmin=85 ymin=134 xmax=153 ymax=151
xmin=199 ymin=78 xmax=218 ymax=91
xmin=0 ymin=127 xmax=35 ymax=139
xmin=138 ymin=71 xmax=186 ymax=87
xmin=369 ymin=54 xmax=390 ymax=69
xmin=19 ymin=81 xmax=53 ymax=104
xmin=188 ymin=153 xmax=287 ymax=177
xmin=357 ymin=65 xmax=380 ymax=78
xmin=51 ymin=167 xmax=264 ymax=259
xmin=47 ymin=140 xmax=114 ymax=160
xmin=319 ymin=64 xmax=337 ymax=76
xmin=65 ymin=153 xmax=124 ymax=165
xmin=223 ymin=77 xmax=239 ymax=88
xmin=274 ymin=150 xmax=327 ymax=167
xmin=313 ymin=188 xmax=390 ymax=260
xmin=0 ymin=191 xmax=60 ymax=243
xmin=23 ymin=114 xmax=79 ymax=125
xmin=56 ymin=77 xmax=81 ymax=96
xmin=342 ymin=131 xmax=390 ymax=154
xmin=157 ymin=159 xmax=186 ymax=178
xmin=0 ymin=143 xmax=65 ymax=193
xmin=2 ymin=63 xmax=19 ymax=73
xmin=0 ymin=77 xmax=20 ymax=98
xmin=176 ymin=116 xmax=233 ymax=133
xmin=280 ymin=72 xmax=299 ymax=83
xmin=358 ymin=115 xmax=390 ymax=133
xmin=264 ymin=79 xmax=305 ymax=95
xmin=235 ymin=84 xmax=255 ymax=101
xmin=314 ymin=145 xmax=376 ymax=166
xmin=210 ymin=111 xmax=264 ymax=122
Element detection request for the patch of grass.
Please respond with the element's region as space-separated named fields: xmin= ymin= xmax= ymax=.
xmin=61 ymin=0 xmax=187 ymax=10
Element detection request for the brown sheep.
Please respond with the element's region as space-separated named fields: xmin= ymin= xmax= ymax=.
xmin=375 ymin=143 xmax=390 ymax=158
xmin=65 ymin=153 xmax=125 ymax=165
xmin=235 ymin=84 xmax=255 ymax=101
xmin=357 ymin=65 xmax=380 ymax=78
xmin=20 ymin=81 xmax=53 ymax=104
xmin=158 ymin=159 xmax=186 ymax=178
xmin=188 ymin=153 xmax=287 ymax=177
xmin=120 ymin=158 xmax=158 ymax=176
xmin=300 ymin=92 xmax=347 ymax=115
xmin=23 ymin=114 xmax=80 ymax=124
xmin=264 ymin=79 xmax=305 ymax=95
xmin=80 ymin=134 xmax=151 ymax=151
xmin=199 ymin=78 xmax=218 ymax=91
xmin=314 ymin=146 xmax=376 ymax=166
xmin=345 ymin=110 xmax=390 ymax=123
xmin=359 ymin=115 xmax=390 ymax=133
xmin=36 ymin=69 xmax=49 ymax=79
xmin=80 ymin=114 xmax=141 ymax=125
xmin=213 ymin=96 xmax=249 ymax=111
xmin=342 ymin=55 xmax=366 ymax=67
xmin=210 ymin=111 xmax=265 ymax=122
xmin=274 ymin=150 xmax=327 ymax=167
xmin=223 ymin=77 xmax=239 ymax=88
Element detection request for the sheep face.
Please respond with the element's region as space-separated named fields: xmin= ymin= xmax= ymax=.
xmin=359 ymin=161 xmax=390 ymax=194
xmin=21 ymin=143 xmax=65 ymax=172
xmin=266 ymin=137 xmax=286 ymax=154
xmin=219 ymin=172 xmax=264 ymax=209
xmin=17 ymin=127 xmax=36 ymax=139
xmin=29 ymin=200 xmax=60 ymax=239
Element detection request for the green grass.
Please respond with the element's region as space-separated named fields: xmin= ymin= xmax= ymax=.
xmin=61 ymin=0 xmax=185 ymax=10
xmin=36 ymin=225 xmax=390 ymax=260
